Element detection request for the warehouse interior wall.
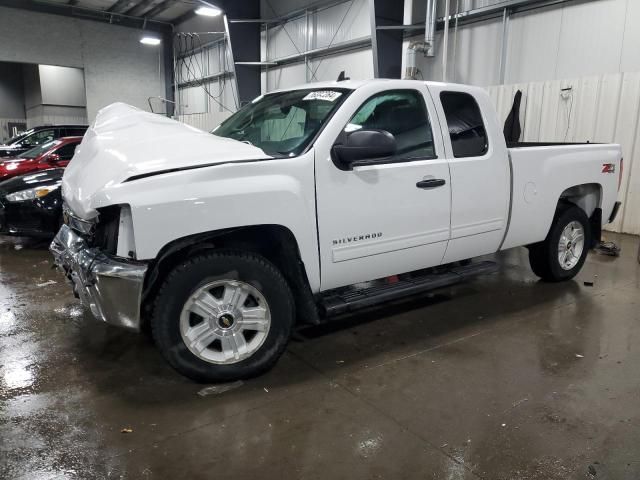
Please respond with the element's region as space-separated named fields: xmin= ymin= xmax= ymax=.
xmin=408 ymin=0 xmax=640 ymax=86
xmin=489 ymin=73 xmax=640 ymax=236
xmin=176 ymin=0 xmax=373 ymax=130
xmin=0 ymin=6 xmax=165 ymax=122
xmin=174 ymin=14 xmax=237 ymax=131
xmin=0 ymin=62 xmax=26 ymax=142
xmin=22 ymin=64 xmax=88 ymax=128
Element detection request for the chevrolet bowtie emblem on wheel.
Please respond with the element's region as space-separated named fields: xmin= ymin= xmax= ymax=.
xmin=218 ymin=314 xmax=234 ymax=328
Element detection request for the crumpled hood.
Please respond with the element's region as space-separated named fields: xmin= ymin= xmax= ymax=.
xmin=62 ymin=102 xmax=270 ymax=218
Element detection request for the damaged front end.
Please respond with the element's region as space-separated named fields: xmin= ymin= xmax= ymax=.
xmin=50 ymin=206 xmax=147 ymax=331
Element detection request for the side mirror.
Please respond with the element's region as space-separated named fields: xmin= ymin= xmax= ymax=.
xmin=46 ymin=153 xmax=61 ymax=164
xmin=332 ymin=129 xmax=397 ymax=169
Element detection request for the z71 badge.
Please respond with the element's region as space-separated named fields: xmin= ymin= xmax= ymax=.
xmin=602 ymin=163 xmax=616 ymax=173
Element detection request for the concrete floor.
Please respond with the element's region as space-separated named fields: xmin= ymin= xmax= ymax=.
xmin=1 ymin=234 xmax=639 ymax=480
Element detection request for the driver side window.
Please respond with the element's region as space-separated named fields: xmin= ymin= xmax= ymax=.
xmin=56 ymin=143 xmax=78 ymax=161
xmin=24 ymin=129 xmax=55 ymax=147
xmin=346 ymin=90 xmax=435 ymax=159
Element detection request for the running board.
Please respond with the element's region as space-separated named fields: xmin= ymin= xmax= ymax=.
xmin=320 ymin=261 xmax=498 ymax=316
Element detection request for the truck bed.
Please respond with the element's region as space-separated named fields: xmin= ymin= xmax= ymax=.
xmin=501 ymin=142 xmax=621 ymax=251
xmin=507 ymin=141 xmax=597 ymax=148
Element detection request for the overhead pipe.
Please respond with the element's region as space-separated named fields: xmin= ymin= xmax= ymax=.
xmin=442 ymin=0 xmax=450 ymax=82
xmin=404 ymin=0 xmax=437 ymax=79
xmin=424 ymin=0 xmax=437 ymax=56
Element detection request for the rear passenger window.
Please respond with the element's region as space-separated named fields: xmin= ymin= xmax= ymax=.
xmin=64 ymin=128 xmax=87 ymax=137
xmin=346 ymin=90 xmax=435 ymax=159
xmin=440 ymin=92 xmax=488 ymax=158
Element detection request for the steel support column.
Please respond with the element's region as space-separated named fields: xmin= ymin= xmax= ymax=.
xmin=163 ymin=29 xmax=175 ymax=117
xmin=370 ymin=0 xmax=405 ymax=79
xmin=222 ymin=0 xmax=261 ymax=106
xmin=498 ymin=8 xmax=511 ymax=84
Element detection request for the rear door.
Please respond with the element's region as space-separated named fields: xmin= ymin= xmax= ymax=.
xmin=315 ymin=83 xmax=451 ymax=291
xmin=432 ymin=87 xmax=510 ymax=263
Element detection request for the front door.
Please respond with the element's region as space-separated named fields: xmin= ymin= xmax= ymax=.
xmin=315 ymin=84 xmax=452 ymax=291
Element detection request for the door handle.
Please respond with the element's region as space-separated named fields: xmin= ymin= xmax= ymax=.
xmin=416 ymin=178 xmax=446 ymax=189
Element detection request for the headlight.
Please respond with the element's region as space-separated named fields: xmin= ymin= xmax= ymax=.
xmin=5 ymin=185 xmax=60 ymax=203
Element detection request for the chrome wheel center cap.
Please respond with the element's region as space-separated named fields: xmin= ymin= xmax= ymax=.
xmin=217 ymin=313 xmax=235 ymax=329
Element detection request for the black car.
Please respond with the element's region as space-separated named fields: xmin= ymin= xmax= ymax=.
xmin=0 ymin=168 xmax=64 ymax=238
xmin=0 ymin=125 xmax=88 ymax=158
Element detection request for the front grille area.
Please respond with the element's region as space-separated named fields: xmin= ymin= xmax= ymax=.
xmin=91 ymin=205 xmax=120 ymax=255
xmin=63 ymin=203 xmax=96 ymax=236
xmin=63 ymin=202 xmax=120 ymax=256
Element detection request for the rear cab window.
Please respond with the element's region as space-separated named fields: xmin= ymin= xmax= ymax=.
xmin=440 ymin=91 xmax=488 ymax=158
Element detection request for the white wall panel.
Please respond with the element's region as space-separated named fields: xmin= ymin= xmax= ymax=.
xmin=610 ymin=73 xmax=640 ymax=232
xmin=555 ymin=0 xmax=627 ymax=80
xmin=413 ymin=19 xmax=502 ymax=85
xmin=267 ymin=17 xmax=307 ymax=61
xmin=489 ymin=72 xmax=640 ymax=235
xmin=264 ymin=63 xmax=307 ymax=91
xmin=505 ymin=6 xmax=562 ymax=84
xmin=178 ymin=111 xmax=233 ymax=132
xmin=314 ymin=0 xmax=370 ymax=49
xmin=410 ymin=0 xmax=640 ymax=88
xmin=619 ymin=0 xmax=640 ymax=73
xmin=310 ymin=48 xmax=374 ymax=82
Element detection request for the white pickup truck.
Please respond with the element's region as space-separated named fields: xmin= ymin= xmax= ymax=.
xmin=51 ymin=79 xmax=622 ymax=382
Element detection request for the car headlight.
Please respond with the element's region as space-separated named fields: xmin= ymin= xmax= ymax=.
xmin=5 ymin=185 xmax=60 ymax=202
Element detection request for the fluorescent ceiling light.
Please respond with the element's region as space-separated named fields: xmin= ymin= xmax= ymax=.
xmin=195 ymin=6 xmax=222 ymax=16
xmin=140 ymin=36 xmax=161 ymax=46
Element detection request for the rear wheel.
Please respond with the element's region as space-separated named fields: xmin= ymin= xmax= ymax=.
xmin=152 ymin=250 xmax=294 ymax=382
xmin=529 ymin=204 xmax=591 ymax=282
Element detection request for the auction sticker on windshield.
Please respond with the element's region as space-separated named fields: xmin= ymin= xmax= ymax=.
xmin=303 ymin=91 xmax=342 ymax=102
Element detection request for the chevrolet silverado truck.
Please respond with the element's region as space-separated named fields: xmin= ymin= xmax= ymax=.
xmin=50 ymin=79 xmax=623 ymax=382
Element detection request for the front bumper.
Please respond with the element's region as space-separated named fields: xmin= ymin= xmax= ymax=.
xmin=50 ymin=224 xmax=147 ymax=331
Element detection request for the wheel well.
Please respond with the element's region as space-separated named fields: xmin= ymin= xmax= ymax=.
xmin=559 ymin=183 xmax=602 ymax=217
xmin=140 ymin=225 xmax=319 ymax=330
xmin=558 ymin=183 xmax=602 ymax=247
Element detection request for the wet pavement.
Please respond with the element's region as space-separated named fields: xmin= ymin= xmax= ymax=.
xmin=1 ymin=233 xmax=639 ymax=479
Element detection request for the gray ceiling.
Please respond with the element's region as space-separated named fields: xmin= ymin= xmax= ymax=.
xmin=23 ymin=0 xmax=201 ymax=24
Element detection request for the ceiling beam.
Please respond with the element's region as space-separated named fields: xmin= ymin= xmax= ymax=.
xmin=124 ymin=0 xmax=155 ymax=16
xmin=140 ymin=0 xmax=176 ymax=19
xmin=108 ymin=0 xmax=135 ymax=13
xmin=0 ymin=0 xmax=171 ymax=31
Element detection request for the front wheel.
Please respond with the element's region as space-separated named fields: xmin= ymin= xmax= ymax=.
xmin=529 ymin=204 xmax=591 ymax=282
xmin=151 ymin=250 xmax=295 ymax=382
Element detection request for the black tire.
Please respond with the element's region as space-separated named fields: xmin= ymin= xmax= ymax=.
xmin=151 ymin=250 xmax=295 ymax=382
xmin=529 ymin=203 xmax=591 ymax=282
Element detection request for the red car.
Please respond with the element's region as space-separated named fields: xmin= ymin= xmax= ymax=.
xmin=0 ymin=136 xmax=82 ymax=181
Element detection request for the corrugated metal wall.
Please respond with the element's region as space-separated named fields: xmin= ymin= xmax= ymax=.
xmin=412 ymin=0 xmax=640 ymax=87
xmin=179 ymin=0 xmax=372 ymax=131
xmin=176 ymin=37 xmax=238 ymax=130
xmin=488 ymin=72 xmax=640 ymax=235
xmin=262 ymin=0 xmax=372 ymax=91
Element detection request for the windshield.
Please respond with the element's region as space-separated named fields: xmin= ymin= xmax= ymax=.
xmin=212 ymin=88 xmax=349 ymax=157
xmin=21 ymin=140 xmax=60 ymax=159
